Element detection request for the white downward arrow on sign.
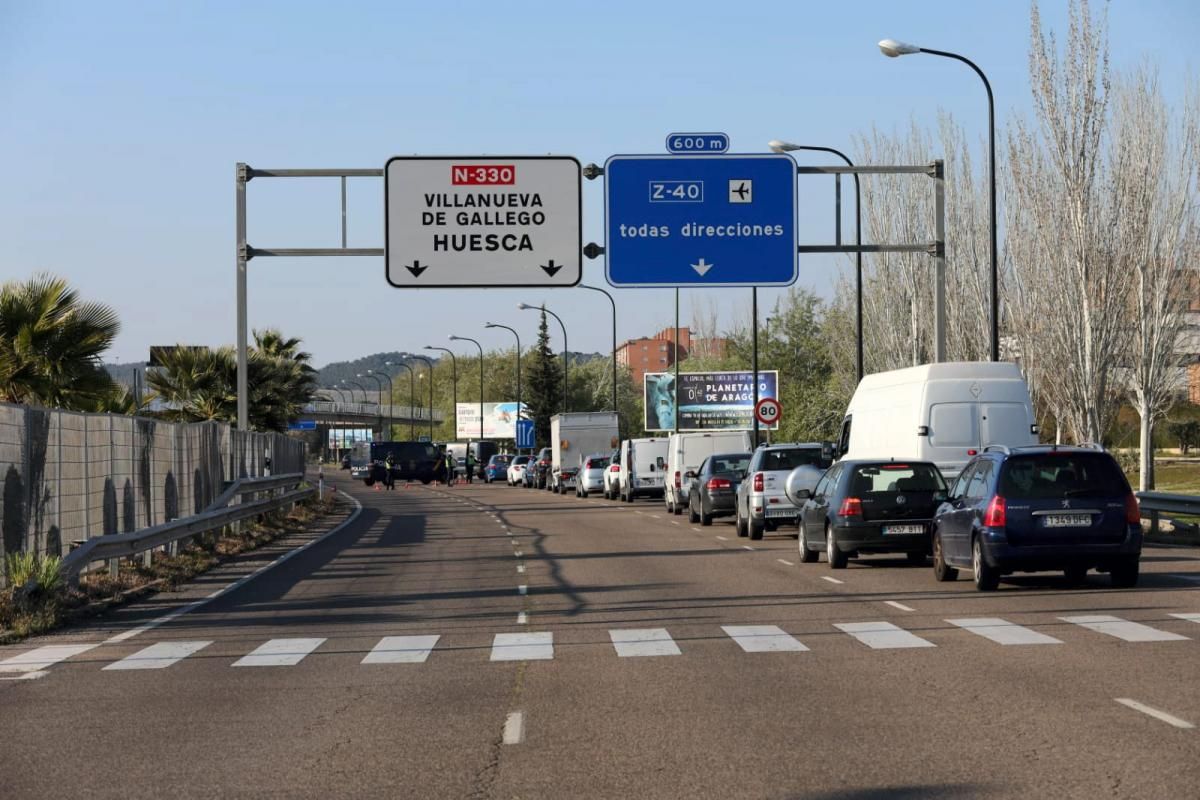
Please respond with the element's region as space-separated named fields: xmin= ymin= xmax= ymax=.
xmin=691 ymin=258 xmax=714 ymax=277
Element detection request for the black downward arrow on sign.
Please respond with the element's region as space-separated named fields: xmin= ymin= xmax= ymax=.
xmin=540 ymin=259 xmax=563 ymax=278
xmin=406 ymin=260 xmax=428 ymax=278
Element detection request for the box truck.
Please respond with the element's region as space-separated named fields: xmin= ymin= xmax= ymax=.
xmin=550 ymin=412 xmax=620 ymax=494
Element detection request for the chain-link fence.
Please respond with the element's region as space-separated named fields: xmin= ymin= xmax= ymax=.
xmin=0 ymin=403 xmax=305 ymax=582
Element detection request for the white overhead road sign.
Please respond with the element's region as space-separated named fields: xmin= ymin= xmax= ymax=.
xmin=385 ymin=156 xmax=582 ymax=287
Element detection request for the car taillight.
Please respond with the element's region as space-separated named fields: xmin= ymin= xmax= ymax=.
xmin=707 ymin=478 xmax=731 ymax=490
xmin=838 ymin=497 xmax=862 ymax=517
xmin=674 ymin=471 xmax=681 ymax=488
xmin=1125 ymin=493 xmax=1140 ymax=525
xmin=753 ymin=472 xmax=764 ymax=492
xmin=983 ymin=495 xmax=1006 ymax=527
xmin=610 ymin=465 xmax=620 ymax=472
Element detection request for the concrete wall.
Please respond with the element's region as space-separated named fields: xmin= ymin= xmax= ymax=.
xmin=0 ymin=403 xmax=305 ymax=580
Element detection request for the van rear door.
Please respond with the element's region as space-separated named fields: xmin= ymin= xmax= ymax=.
xmin=980 ymin=403 xmax=1032 ymax=448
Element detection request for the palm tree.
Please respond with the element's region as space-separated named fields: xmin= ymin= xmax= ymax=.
xmin=146 ymin=346 xmax=237 ymax=422
xmin=0 ymin=274 xmax=120 ymax=409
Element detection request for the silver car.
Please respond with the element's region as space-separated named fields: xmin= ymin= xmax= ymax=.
xmin=576 ymin=453 xmax=611 ymax=498
xmin=736 ymin=443 xmax=832 ymax=540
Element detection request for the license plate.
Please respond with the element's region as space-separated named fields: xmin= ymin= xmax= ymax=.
xmin=1043 ymin=514 xmax=1091 ymax=528
xmin=765 ymin=507 xmax=796 ymax=518
xmin=883 ymin=524 xmax=925 ymax=535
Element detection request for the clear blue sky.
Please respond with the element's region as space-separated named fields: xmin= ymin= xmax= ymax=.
xmin=2 ymin=0 xmax=1196 ymax=367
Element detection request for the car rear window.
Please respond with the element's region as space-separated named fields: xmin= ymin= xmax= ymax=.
xmin=849 ymin=464 xmax=946 ymax=494
xmin=586 ymin=457 xmax=610 ymax=469
xmin=711 ymin=454 xmax=751 ymax=474
xmin=998 ymin=452 xmax=1129 ymax=499
xmin=762 ymin=448 xmax=830 ymax=471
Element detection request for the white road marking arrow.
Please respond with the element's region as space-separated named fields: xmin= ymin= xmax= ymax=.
xmin=691 ymin=258 xmax=714 ymax=276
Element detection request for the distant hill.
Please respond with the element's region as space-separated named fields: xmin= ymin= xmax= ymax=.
xmin=315 ymin=352 xmax=425 ymax=388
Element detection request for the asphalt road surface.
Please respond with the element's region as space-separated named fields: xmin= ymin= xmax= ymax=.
xmin=3 ymin=471 xmax=1200 ymax=798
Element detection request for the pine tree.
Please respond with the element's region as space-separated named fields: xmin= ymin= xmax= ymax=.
xmin=525 ymin=309 xmax=562 ymax=447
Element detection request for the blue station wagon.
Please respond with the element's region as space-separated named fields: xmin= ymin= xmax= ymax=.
xmin=931 ymin=445 xmax=1142 ymax=590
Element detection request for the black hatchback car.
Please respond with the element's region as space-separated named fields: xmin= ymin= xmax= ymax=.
xmin=797 ymin=460 xmax=948 ymax=568
xmin=931 ymin=445 xmax=1141 ymax=591
xmin=686 ymin=452 xmax=752 ymax=526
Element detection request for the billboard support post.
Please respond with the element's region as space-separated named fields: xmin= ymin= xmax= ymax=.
xmin=752 ymin=287 xmax=759 ymax=448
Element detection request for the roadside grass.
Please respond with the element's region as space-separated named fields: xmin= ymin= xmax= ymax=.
xmin=1140 ymin=461 xmax=1200 ymax=495
xmin=0 ymin=493 xmax=342 ymax=644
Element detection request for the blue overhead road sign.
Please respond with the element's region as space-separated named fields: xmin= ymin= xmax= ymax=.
xmin=604 ymin=154 xmax=797 ymax=288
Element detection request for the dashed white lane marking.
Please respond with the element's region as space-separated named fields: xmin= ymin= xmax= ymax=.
xmin=777 ymin=559 xmax=795 ymax=566
xmin=518 ymin=584 xmax=528 ymax=595
xmin=1061 ymin=615 xmax=1189 ymax=642
xmin=742 ymin=545 xmax=754 ymax=551
xmin=514 ymin=550 xmax=524 ymax=557
xmin=1115 ymin=698 xmax=1195 ymax=729
xmin=671 ymin=521 xmax=681 ymax=526
xmin=0 ymin=670 xmax=48 ymax=681
xmin=610 ymin=628 xmax=682 ymax=657
xmin=104 ymin=641 xmax=213 ymax=670
xmin=948 ymin=618 xmax=1061 ymax=645
xmin=715 ymin=535 xmax=728 ymax=541
xmin=516 ymin=565 xmax=525 ymax=574
xmin=233 ymin=638 xmax=326 ymax=667
xmin=723 ymin=625 xmax=809 ymax=653
xmin=0 ymin=643 xmax=99 ymax=673
xmin=517 ymin=612 xmax=528 ymax=625
xmin=884 ymin=601 xmax=916 ymax=612
xmin=649 ymin=514 xmax=662 ymax=519
xmin=835 ymin=621 xmax=936 ymax=650
xmin=634 ymin=510 xmax=647 ymax=515
xmin=692 ymin=527 xmax=702 ymax=532
xmin=821 ymin=576 xmax=844 ymax=585
xmin=491 ymin=632 xmax=553 ymax=661
xmin=503 ymin=711 xmax=526 ymax=744
xmin=1170 ymin=613 xmax=1200 ymax=624
xmin=362 ymin=635 xmax=440 ymax=664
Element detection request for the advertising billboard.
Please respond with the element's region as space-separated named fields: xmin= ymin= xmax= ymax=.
xmin=644 ymin=371 xmax=779 ymax=432
xmin=455 ymin=402 xmax=529 ymax=439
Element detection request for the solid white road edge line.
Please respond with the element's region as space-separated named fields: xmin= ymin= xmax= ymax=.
xmin=884 ymin=601 xmax=916 ymax=612
xmin=101 ymin=488 xmax=364 ymax=646
xmin=1115 ymin=698 xmax=1195 ymax=729
xmin=503 ymin=711 xmax=526 ymax=744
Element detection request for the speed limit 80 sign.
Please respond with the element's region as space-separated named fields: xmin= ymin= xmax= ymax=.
xmin=754 ymin=397 xmax=782 ymax=426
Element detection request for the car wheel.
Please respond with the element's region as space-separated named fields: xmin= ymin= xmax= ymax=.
xmin=799 ymin=525 xmax=819 ymax=563
xmin=1064 ymin=565 xmax=1088 ymax=586
xmin=736 ymin=509 xmax=748 ymax=538
xmin=826 ymin=524 xmax=847 ymax=569
xmin=972 ymin=536 xmax=999 ymax=591
xmin=688 ymin=498 xmax=700 ymax=524
xmin=748 ymin=516 xmax=764 ymax=541
xmin=932 ymin=531 xmax=958 ymax=581
xmin=700 ymin=504 xmax=713 ymax=526
xmin=665 ymin=495 xmax=673 ymax=513
xmin=673 ymin=498 xmax=682 ymax=515
xmin=1110 ymin=556 xmax=1139 ymax=588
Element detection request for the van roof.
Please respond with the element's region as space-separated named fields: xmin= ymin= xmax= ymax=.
xmin=856 ymin=361 xmax=1025 ymax=391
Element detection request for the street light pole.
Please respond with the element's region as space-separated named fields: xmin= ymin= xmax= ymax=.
xmin=485 ymin=323 xmax=523 ymax=447
xmin=580 ymin=284 xmax=618 ymax=412
xmin=367 ymin=369 xmax=394 ymax=440
xmin=880 ymin=38 xmax=999 ymax=362
xmin=767 ymin=141 xmax=864 ymax=381
xmin=358 ymin=373 xmax=384 ymax=440
xmin=387 ymin=361 xmax=416 ymax=440
xmin=424 ymin=347 xmax=457 ymax=440
xmin=412 ymin=355 xmax=436 ymax=442
xmin=520 ymin=302 xmax=568 ymax=413
xmin=450 ymin=335 xmax=485 ymax=444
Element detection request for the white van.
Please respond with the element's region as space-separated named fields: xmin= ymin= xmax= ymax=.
xmin=837 ymin=361 xmax=1037 ymax=479
xmin=665 ymin=431 xmax=754 ymax=515
xmin=618 ymin=437 xmax=669 ymax=502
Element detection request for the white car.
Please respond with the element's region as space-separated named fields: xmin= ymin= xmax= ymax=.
xmin=507 ymin=455 xmax=531 ymax=486
xmin=603 ymin=448 xmax=622 ymax=499
xmin=576 ymin=453 xmax=611 ymax=498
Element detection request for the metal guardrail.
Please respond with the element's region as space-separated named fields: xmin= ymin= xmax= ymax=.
xmin=1136 ymin=491 xmax=1200 ymax=537
xmin=59 ymin=472 xmax=313 ymax=587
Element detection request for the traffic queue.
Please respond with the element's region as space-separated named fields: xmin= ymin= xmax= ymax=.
xmin=351 ymin=361 xmax=1145 ymax=592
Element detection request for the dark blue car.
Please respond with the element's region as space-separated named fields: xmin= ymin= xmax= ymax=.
xmin=931 ymin=445 xmax=1141 ymax=591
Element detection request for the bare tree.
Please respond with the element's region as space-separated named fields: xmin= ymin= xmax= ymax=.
xmin=1006 ymin=0 xmax=1128 ymax=444
xmin=1111 ymin=66 xmax=1200 ymax=489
